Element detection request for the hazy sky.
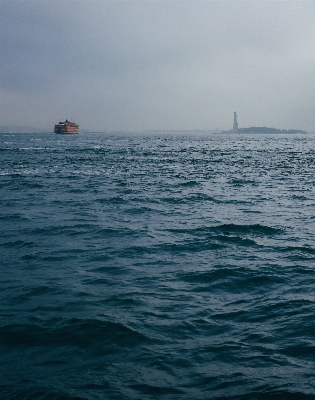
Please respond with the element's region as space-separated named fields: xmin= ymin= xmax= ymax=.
xmin=1 ymin=0 xmax=315 ymax=131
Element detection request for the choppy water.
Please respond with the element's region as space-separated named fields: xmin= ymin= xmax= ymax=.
xmin=1 ymin=131 xmax=315 ymax=399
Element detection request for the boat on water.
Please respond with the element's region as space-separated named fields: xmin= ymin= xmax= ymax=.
xmin=54 ymin=120 xmax=79 ymax=134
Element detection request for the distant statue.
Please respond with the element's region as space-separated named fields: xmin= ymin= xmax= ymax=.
xmin=233 ymin=111 xmax=238 ymax=130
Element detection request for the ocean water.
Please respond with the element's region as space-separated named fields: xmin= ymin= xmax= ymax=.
xmin=1 ymin=131 xmax=315 ymax=400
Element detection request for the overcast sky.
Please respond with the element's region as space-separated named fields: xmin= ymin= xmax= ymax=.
xmin=1 ymin=0 xmax=315 ymax=131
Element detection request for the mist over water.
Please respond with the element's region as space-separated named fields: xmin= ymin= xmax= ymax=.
xmin=1 ymin=132 xmax=315 ymax=399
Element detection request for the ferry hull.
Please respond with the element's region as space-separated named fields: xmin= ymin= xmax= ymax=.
xmin=55 ymin=130 xmax=79 ymax=134
xmin=54 ymin=120 xmax=79 ymax=134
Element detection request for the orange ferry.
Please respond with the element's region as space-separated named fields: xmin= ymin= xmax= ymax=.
xmin=54 ymin=120 xmax=79 ymax=134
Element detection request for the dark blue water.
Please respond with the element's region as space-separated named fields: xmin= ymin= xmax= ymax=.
xmin=1 ymin=132 xmax=315 ymax=399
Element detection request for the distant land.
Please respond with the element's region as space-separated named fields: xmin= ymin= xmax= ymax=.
xmin=220 ymin=112 xmax=308 ymax=134
xmin=221 ymin=127 xmax=307 ymax=134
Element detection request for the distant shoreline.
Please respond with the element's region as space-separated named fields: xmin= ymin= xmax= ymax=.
xmin=0 ymin=128 xmax=312 ymax=135
xmin=219 ymin=127 xmax=307 ymax=134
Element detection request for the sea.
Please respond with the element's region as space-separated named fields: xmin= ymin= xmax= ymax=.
xmin=1 ymin=131 xmax=315 ymax=400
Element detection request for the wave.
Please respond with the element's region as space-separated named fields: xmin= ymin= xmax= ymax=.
xmin=167 ymin=223 xmax=282 ymax=236
xmin=160 ymin=193 xmax=248 ymax=204
xmin=213 ymin=223 xmax=283 ymax=236
xmin=281 ymin=245 xmax=315 ymax=255
xmin=0 ymin=387 xmax=86 ymax=400
xmin=0 ymin=214 xmax=29 ymax=222
xmin=228 ymin=178 xmax=259 ymax=186
xmin=0 ymin=318 xmax=148 ymax=349
xmin=129 ymin=383 xmax=183 ymax=396
xmin=0 ymin=239 xmax=36 ymax=249
xmin=178 ymin=267 xmax=283 ymax=296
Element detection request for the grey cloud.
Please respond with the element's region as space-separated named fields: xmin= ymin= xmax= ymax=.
xmin=1 ymin=0 xmax=315 ymax=131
